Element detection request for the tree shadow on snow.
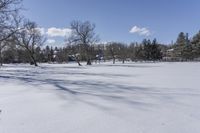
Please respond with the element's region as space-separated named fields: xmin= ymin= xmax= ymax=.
xmin=0 ymin=65 xmax=192 ymax=112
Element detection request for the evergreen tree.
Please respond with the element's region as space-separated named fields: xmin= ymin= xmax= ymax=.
xmin=50 ymin=47 xmax=54 ymax=62
xmin=182 ymin=33 xmax=193 ymax=60
xmin=192 ymin=31 xmax=200 ymax=58
xmin=151 ymin=39 xmax=162 ymax=61
xmin=143 ymin=39 xmax=151 ymax=60
xmin=175 ymin=32 xmax=187 ymax=58
xmin=44 ymin=46 xmax=50 ymax=62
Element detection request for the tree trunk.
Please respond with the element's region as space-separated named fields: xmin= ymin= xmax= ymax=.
xmin=85 ymin=45 xmax=92 ymax=65
xmin=30 ymin=55 xmax=38 ymax=66
xmin=75 ymin=56 xmax=82 ymax=66
xmin=113 ymin=57 xmax=115 ymax=64
xmin=0 ymin=52 xmax=2 ymax=66
xmin=77 ymin=58 xmax=82 ymax=66
xmin=77 ymin=61 xmax=82 ymax=66
xmin=87 ymin=58 xmax=92 ymax=65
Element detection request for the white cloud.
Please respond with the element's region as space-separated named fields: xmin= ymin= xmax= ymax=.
xmin=130 ymin=26 xmax=151 ymax=36
xmin=47 ymin=39 xmax=56 ymax=44
xmin=46 ymin=27 xmax=72 ymax=37
xmin=96 ymin=41 xmax=109 ymax=45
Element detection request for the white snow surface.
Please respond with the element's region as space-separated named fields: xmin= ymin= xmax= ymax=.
xmin=0 ymin=62 xmax=200 ymax=133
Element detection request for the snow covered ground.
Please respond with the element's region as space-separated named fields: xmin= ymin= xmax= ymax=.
xmin=0 ymin=62 xmax=200 ymax=133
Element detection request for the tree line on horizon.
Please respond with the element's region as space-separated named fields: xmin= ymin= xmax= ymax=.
xmin=1 ymin=0 xmax=200 ymax=67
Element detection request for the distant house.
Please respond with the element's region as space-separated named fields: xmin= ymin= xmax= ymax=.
xmin=163 ymin=48 xmax=182 ymax=61
xmin=166 ymin=48 xmax=174 ymax=56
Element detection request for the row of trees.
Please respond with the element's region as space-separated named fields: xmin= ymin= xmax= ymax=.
xmin=1 ymin=38 xmax=163 ymax=65
xmin=170 ymin=31 xmax=200 ymax=61
xmin=1 ymin=0 xmax=200 ymax=66
xmin=63 ymin=21 xmax=163 ymax=66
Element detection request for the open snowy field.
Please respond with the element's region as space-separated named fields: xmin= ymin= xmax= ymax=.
xmin=0 ymin=62 xmax=200 ymax=133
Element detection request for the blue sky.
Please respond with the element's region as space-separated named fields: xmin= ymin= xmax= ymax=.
xmin=22 ymin=0 xmax=200 ymax=46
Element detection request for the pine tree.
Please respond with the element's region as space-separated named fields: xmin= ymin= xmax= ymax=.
xmin=182 ymin=33 xmax=193 ymax=60
xmin=192 ymin=31 xmax=200 ymax=58
xmin=175 ymin=32 xmax=187 ymax=59
xmin=151 ymin=39 xmax=162 ymax=61
xmin=45 ymin=46 xmax=50 ymax=62
xmin=50 ymin=47 xmax=54 ymax=62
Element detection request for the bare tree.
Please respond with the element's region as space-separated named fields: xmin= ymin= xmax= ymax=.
xmin=0 ymin=0 xmax=22 ymax=41
xmin=0 ymin=0 xmax=22 ymax=66
xmin=118 ymin=43 xmax=128 ymax=64
xmin=67 ymin=20 xmax=99 ymax=65
xmin=107 ymin=42 xmax=122 ymax=64
xmin=107 ymin=44 xmax=116 ymax=64
xmin=65 ymin=43 xmax=82 ymax=66
xmin=14 ymin=20 xmax=46 ymax=66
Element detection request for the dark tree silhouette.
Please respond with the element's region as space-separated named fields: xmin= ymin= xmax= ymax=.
xmin=67 ymin=20 xmax=99 ymax=65
xmin=14 ymin=20 xmax=46 ymax=66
